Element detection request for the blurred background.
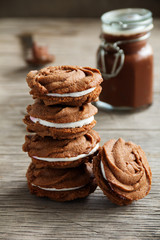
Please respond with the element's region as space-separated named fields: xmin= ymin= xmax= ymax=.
xmin=1 ymin=0 xmax=160 ymax=18
xmin=1 ymin=2 xmax=160 ymax=240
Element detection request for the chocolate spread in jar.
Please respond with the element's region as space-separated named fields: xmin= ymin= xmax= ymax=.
xmin=97 ymin=9 xmax=154 ymax=110
xmin=97 ymin=33 xmax=153 ymax=108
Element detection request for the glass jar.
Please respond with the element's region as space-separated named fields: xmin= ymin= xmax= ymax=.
xmin=96 ymin=8 xmax=153 ymax=110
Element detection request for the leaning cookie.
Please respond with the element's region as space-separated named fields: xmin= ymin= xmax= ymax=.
xmin=23 ymin=130 xmax=100 ymax=168
xmin=26 ymin=65 xmax=103 ymax=106
xmin=26 ymin=162 xmax=97 ymax=201
xmin=93 ymin=138 xmax=152 ymax=206
xmin=23 ymin=100 xmax=97 ymax=139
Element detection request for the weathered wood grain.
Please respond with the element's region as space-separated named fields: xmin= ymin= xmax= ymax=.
xmin=0 ymin=18 xmax=160 ymax=240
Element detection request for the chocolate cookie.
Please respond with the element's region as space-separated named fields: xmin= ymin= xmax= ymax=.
xmin=26 ymin=162 xmax=97 ymax=201
xmin=23 ymin=130 xmax=100 ymax=168
xmin=26 ymin=65 xmax=103 ymax=106
xmin=23 ymin=100 xmax=97 ymax=139
xmin=93 ymin=138 xmax=152 ymax=206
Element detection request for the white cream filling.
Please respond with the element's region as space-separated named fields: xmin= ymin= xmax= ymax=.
xmin=100 ymin=160 xmax=107 ymax=180
xmin=46 ymin=87 xmax=96 ymax=97
xmin=31 ymin=183 xmax=84 ymax=192
xmin=33 ymin=143 xmax=99 ymax=162
xmin=30 ymin=115 xmax=94 ymax=128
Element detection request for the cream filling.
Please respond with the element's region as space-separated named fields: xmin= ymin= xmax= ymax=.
xmin=100 ymin=160 xmax=107 ymax=180
xmin=30 ymin=115 xmax=94 ymax=128
xmin=33 ymin=143 xmax=99 ymax=162
xmin=31 ymin=183 xmax=84 ymax=192
xmin=46 ymin=87 xmax=96 ymax=97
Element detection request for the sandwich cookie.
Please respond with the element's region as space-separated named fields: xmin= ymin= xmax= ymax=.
xmin=26 ymin=65 xmax=103 ymax=106
xmin=23 ymin=130 xmax=100 ymax=168
xmin=93 ymin=138 xmax=152 ymax=206
xmin=26 ymin=162 xmax=97 ymax=201
xmin=23 ymin=100 xmax=97 ymax=139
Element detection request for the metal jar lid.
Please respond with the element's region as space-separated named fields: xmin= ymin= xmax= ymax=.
xmin=101 ymin=8 xmax=153 ymax=35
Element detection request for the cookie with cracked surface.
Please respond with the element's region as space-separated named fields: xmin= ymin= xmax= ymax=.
xmin=23 ymin=100 xmax=97 ymax=139
xmin=26 ymin=65 xmax=103 ymax=106
xmin=26 ymin=162 xmax=97 ymax=202
xmin=23 ymin=130 xmax=100 ymax=168
xmin=93 ymin=138 xmax=152 ymax=206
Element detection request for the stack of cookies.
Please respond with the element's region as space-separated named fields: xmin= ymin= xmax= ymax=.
xmin=23 ymin=65 xmax=103 ymax=201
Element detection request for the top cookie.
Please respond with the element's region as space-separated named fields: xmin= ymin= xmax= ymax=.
xmin=26 ymin=65 xmax=103 ymax=106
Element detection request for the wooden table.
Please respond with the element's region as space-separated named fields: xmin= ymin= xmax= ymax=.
xmin=0 ymin=19 xmax=160 ymax=240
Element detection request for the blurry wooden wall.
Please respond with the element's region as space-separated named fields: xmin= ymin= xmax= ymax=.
xmin=1 ymin=0 xmax=160 ymax=18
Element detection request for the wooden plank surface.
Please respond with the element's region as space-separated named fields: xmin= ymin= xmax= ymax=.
xmin=0 ymin=18 xmax=160 ymax=240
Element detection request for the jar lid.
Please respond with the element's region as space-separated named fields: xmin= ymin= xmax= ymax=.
xmin=101 ymin=8 xmax=153 ymax=35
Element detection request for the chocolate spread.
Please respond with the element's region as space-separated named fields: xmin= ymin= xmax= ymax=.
xmin=26 ymin=42 xmax=55 ymax=66
xmin=97 ymin=33 xmax=153 ymax=108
